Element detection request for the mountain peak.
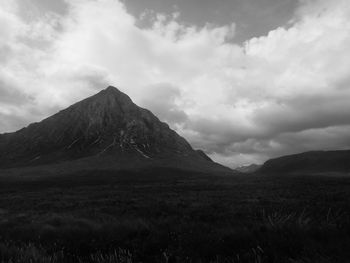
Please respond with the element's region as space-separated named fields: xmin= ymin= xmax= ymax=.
xmin=103 ymin=85 xmax=123 ymax=94
xmin=77 ymin=86 xmax=134 ymax=112
xmin=106 ymin=85 xmax=118 ymax=91
xmin=94 ymin=86 xmax=131 ymax=101
xmin=0 ymin=86 xmax=227 ymax=170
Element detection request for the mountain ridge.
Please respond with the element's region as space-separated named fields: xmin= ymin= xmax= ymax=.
xmin=259 ymin=150 xmax=350 ymax=174
xmin=0 ymin=86 xmax=230 ymax=173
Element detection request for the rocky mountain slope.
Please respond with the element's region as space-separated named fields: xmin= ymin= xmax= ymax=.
xmin=0 ymin=86 xmax=229 ymax=173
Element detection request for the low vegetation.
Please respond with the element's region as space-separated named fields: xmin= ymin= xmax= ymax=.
xmin=0 ymin=169 xmax=349 ymax=262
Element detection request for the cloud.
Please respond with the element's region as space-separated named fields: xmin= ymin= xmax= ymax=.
xmin=138 ymin=83 xmax=188 ymax=125
xmin=1 ymin=0 xmax=350 ymax=167
xmin=0 ymin=80 xmax=32 ymax=105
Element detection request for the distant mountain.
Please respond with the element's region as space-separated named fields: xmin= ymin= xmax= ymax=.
xmin=235 ymin=164 xmax=261 ymax=173
xmin=259 ymin=150 xmax=350 ymax=174
xmin=0 ymin=86 xmax=231 ymax=173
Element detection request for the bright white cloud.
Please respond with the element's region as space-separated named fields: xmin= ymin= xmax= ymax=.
xmin=1 ymin=0 xmax=350 ymax=167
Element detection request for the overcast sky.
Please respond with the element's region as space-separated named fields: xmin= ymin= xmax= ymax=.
xmin=1 ymin=0 xmax=350 ymax=168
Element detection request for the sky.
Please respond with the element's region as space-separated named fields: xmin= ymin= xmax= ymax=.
xmin=1 ymin=0 xmax=350 ymax=168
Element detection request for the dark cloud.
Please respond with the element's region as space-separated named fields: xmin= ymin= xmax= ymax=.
xmin=139 ymin=83 xmax=188 ymax=125
xmin=0 ymin=80 xmax=33 ymax=105
xmin=125 ymin=0 xmax=297 ymax=43
xmin=182 ymin=117 xmax=259 ymax=155
xmin=209 ymin=125 xmax=350 ymax=167
xmin=20 ymin=0 xmax=68 ymax=17
xmin=0 ymin=46 xmax=13 ymax=63
xmin=253 ymin=94 xmax=350 ymax=136
xmin=270 ymin=126 xmax=350 ymax=156
xmin=0 ymin=112 xmax=30 ymax=133
xmin=185 ymin=91 xmax=350 ymax=166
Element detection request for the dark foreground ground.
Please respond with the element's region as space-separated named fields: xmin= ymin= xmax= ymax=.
xmin=0 ymin=168 xmax=350 ymax=263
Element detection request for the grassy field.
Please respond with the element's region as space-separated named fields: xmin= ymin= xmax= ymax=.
xmin=0 ymin=168 xmax=349 ymax=262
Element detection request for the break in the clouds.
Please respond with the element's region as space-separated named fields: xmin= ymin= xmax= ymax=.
xmin=1 ymin=0 xmax=350 ymax=168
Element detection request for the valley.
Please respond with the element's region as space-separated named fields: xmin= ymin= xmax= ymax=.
xmin=0 ymin=87 xmax=349 ymax=262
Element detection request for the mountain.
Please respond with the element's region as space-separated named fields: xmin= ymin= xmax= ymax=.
xmin=235 ymin=164 xmax=261 ymax=174
xmin=259 ymin=150 xmax=350 ymax=174
xmin=0 ymin=86 xmax=231 ymax=173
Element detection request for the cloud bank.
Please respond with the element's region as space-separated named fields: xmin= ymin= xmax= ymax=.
xmin=1 ymin=0 xmax=350 ymax=167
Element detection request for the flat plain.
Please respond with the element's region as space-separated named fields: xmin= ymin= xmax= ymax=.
xmin=0 ymin=169 xmax=350 ymax=262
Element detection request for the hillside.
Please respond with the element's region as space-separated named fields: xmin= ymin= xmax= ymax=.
xmin=260 ymin=150 xmax=350 ymax=174
xmin=0 ymin=86 xmax=231 ymax=174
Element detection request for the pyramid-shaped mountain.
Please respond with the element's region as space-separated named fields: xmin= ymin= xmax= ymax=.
xmin=0 ymin=86 xmax=230 ymax=173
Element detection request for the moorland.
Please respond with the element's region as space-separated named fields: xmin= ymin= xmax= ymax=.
xmin=0 ymin=168 xmax=349 ymax=263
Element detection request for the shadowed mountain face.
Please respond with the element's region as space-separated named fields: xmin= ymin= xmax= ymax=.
xmin=0 ymin=86 xmax=228 ymax=172
xmin=260 ymin=150 xmax=350 ymax=174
